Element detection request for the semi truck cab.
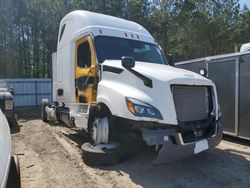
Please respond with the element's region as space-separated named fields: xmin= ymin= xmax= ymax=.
xmin=240 ymin=43 xmax=250 ymax=52
xmin=43 ymin=10 xmax=222 ymax=165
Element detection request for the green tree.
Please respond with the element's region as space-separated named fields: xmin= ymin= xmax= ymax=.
xmin=0 ymin=0 xmax=248 ymax=78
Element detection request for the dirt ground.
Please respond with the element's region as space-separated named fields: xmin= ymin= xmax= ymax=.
xmin=11 ymin=108 xmax=250 ymax=188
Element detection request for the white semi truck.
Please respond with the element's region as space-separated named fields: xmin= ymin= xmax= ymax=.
xmin=240 ymin=43 xmax=250 ymax=52
xmin=42 ymin=10 xmax=222 ymax=165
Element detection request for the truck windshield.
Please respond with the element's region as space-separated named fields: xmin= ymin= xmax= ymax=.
xmin=94 ymin=36 xmax=167 ymax=65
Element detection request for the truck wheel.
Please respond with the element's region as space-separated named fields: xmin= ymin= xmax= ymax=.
xmin=81 ymin=142 xmax=122 ymax=166
xmin=6 ymin=155 xmax=21 ymax=188
xmin=88 ymin=105 xmax=111 ymax=144
xmin=41 ymin=99 xmax=48 ymax=122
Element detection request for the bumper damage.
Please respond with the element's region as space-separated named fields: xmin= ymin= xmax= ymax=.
xmin=141 ymin=122 xmax=223 ymax=164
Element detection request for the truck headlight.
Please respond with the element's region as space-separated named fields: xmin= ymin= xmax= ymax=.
xmin=5 ymin=100 xmax=13 ymax=110
xmin=125 ymin=97 xmax=163 ymax=120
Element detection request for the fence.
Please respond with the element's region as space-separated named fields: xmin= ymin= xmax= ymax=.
xmin=3 ymin=79 xmax=52 ymax=107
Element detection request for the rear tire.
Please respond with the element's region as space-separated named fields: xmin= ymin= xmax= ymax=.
xmin=6 ymin=155 xmax=21 ymax=188
xmin=81 ymin=142 xmax=122 ymax=166
xmin=41 ymin=99 xmax=48 ymax=122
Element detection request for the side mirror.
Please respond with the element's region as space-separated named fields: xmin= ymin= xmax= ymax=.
xmin=10 ymin=88 xmax=14 ymax=95
xmin=167 ymin=54 xmax=175 ymax=67
xmin=121 ymin=56 xmax=135 ymax=69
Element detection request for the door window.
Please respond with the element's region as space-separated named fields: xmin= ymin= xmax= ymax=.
xmin=77 ymin=41 xmax=91 ymax=68
xmin=75 ymin=36 xmax=97 ymax=104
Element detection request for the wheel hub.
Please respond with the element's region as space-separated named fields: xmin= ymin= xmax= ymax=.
xmin=92 ymin=117 xmax=109 ymax=144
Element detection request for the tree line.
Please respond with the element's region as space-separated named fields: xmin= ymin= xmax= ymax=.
xmin=0 ymin=0 xmax=249 ymax=78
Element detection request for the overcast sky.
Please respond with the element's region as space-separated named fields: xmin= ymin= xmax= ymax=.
xmin=239 ymin=0 xmax=250 ymax=9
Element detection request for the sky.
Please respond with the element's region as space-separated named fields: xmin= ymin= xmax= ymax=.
xmin=239 ymin=0 xmax=250 ymax=9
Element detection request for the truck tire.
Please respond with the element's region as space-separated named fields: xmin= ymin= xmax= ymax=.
xmin=41 ymin=99 xmax=48 ymax=122
xmin=6 ymin=155 xmax=21 ymax=188
xmin=81 ymin=142 xmax=122 ymax=166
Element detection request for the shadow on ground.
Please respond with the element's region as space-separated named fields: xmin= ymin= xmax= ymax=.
xmin=63 ymin=130 xmax=89 ymax=146
xmin=15 ymin=106 xmax=41 ymax=121
xmin=61 ymin=129 xmax=250 ymax=187
xmin=103 ymin=147 xmax=250 ymax=188
xmin=223 ymin=134 xmax=250 ymax=147
xmin=66 ymin=129 xmax=250 ymax=188
xmin=10 ymin=124 xmax=22 ymax=134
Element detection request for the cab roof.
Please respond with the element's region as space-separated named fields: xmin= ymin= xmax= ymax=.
xmin=58 ymin=10 xmax=155 ymax=49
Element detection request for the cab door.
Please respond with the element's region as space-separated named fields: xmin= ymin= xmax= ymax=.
xmin=75 ymin=35 xmax=97 ymax=103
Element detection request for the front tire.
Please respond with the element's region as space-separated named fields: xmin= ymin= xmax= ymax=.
xmin=87 ymin=105 xmax=111 ymax=144
xmin=84 ymin=105 xmax=125 ymax=166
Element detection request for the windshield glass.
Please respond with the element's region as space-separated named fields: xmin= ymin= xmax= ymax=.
xmin=94 ymin=36 xmax=167 ymax=65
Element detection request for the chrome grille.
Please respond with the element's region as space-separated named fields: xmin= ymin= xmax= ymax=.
xmin=171 ymin=85 xmax=211 ymax=122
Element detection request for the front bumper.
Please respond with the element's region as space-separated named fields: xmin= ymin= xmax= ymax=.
xmin=141 ymin=122 xmax=223 ymax=163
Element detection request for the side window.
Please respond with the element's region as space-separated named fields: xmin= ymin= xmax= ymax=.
xmin=77 ymin=41 xmax=91 ymax=68
xmin=59 ymin=24 xmax=66 ymax=42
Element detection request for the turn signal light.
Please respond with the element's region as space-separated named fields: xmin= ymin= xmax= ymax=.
xmin=126 ymin=98 xmax=135 ymax=114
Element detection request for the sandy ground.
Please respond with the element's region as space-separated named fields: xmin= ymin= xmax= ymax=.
xmin=11 ymin=108 xmax=250 ymax=188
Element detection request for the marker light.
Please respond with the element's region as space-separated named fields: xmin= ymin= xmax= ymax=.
xmin=126 ymin=99 xmax=135 ymax=114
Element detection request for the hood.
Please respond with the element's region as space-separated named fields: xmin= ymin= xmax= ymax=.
xmin=100 ymin=60 xmax=218 ymax=125
xmin=102 ymin=60 xmax=212 ymax=84
xmin=0 ymin=92 xmax=13 ymax=100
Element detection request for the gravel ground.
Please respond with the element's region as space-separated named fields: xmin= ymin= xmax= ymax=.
xmin=11 ymin=108 xmax=250 ymax=188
